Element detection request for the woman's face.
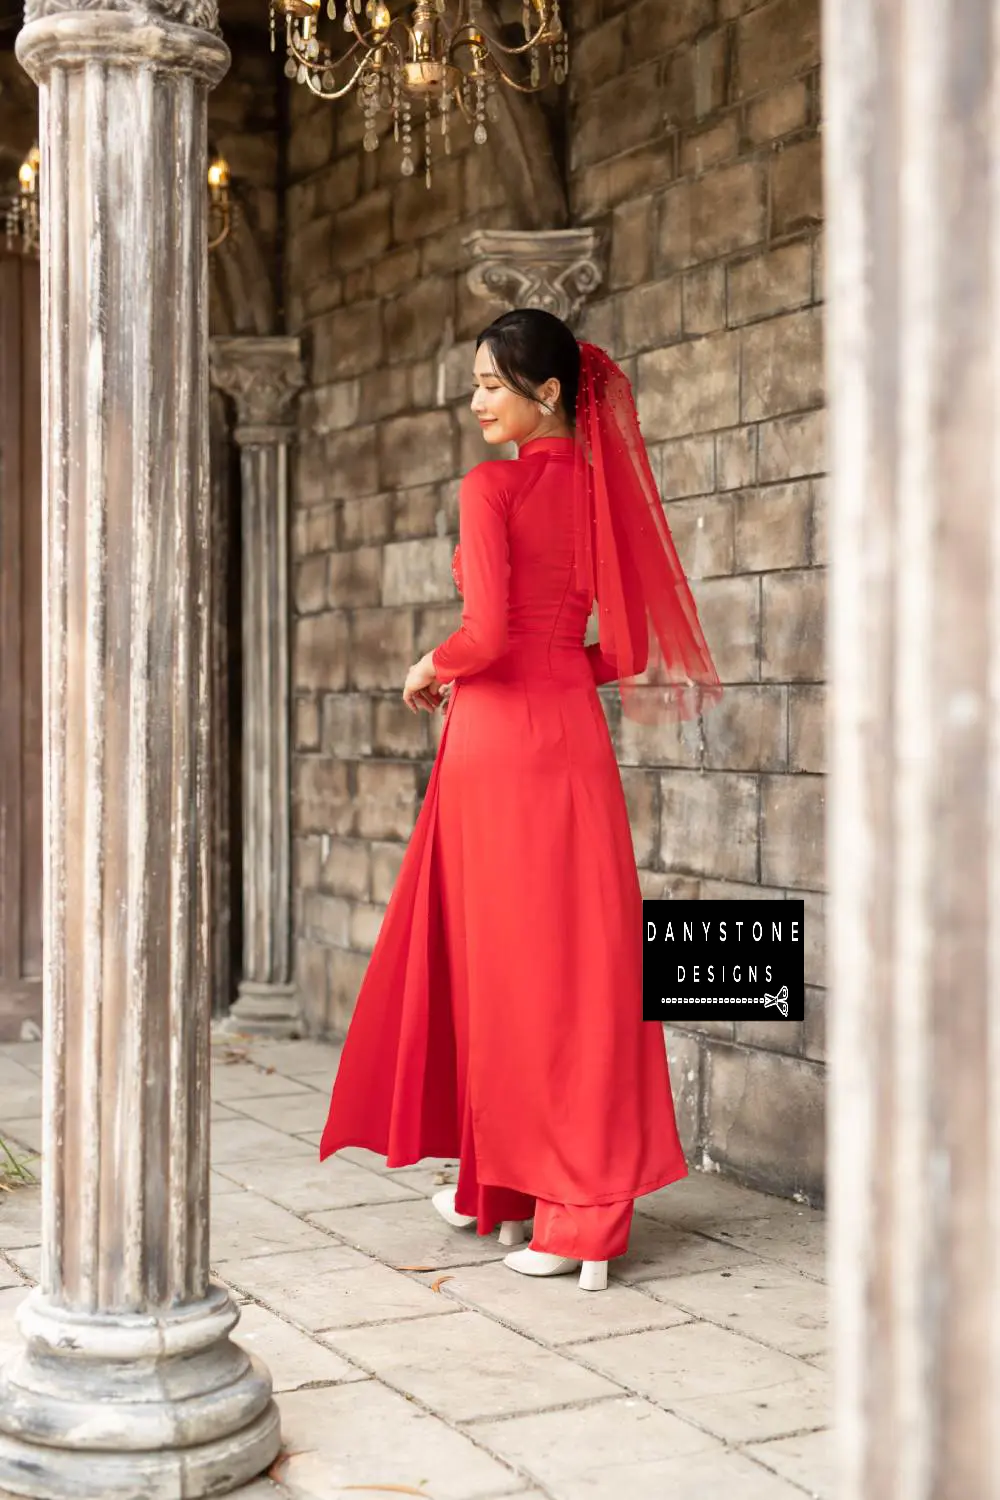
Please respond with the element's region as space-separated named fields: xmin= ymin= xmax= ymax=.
xmin=470 ymin=341 xmax=559 ymax=447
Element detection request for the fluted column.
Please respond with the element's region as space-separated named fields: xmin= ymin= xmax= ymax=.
xmin=825 ymin=3 xmax=999 ymax=1497
xmin=0 ymin=3 xmax=281 ymax=1495
xmin=209 ymin=336 xmax=304 ymax=1038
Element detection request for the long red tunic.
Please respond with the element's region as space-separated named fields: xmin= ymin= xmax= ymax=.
xmin=319 ymin=435 xmax=688 ymax=1216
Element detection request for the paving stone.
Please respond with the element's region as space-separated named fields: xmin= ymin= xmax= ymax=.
xmin=0 ymin=1187 xmax=40 ymax=1249
xmin=0 ymin=1055 xmax=37 ymax=1091
xmin=226 ymin=1483 xmax=290 ymax=1500
xmin=242 ymin=1039 xmax=341 ymax=1078
xmin=210 ymin=1192 xmax=334 ymax=1262
xmin=0 ymin=1285 xmax=28 ymax=1364
xmin=232 ymin=1301 xmax=368 ymax=1392
xmin=614 ymin=1215 xmax=760 ymax=1283
xmin=436 ymin=1261 xmax=691 ymax=1346
xmin=745 ymin=1426 xmax=833 ymax=1499
xmin=327 ymin=1309 xmax=622 ymax=1422
xmin=703 ymin=1213 xmax=827 ymax=1280
xmin=272 ymin=1382 xmax=523 ymax=1499
xmin=210 ymin=1169 xmax=248 ymax=1197
xmin=308 ymin=1199 xmax=512 ymax=1270
xmin=211 ymin=1119 xmax=317 ymax=1165
xmin=215 ymin=1156 xmax=422 ymax=1215
xmin=471 ymin=1397 xmax=724 ymax=1500
xmin=0 ymin=1044 xmax=41 ymax=1071
xmin=0 ymin=1082 xmax=41 ymax=1119
xmin=573 ymin=1321 xmax=830 ymax=1444
xmin=0 ymin=1118 xmax=42 ymax=1155
xmin=635 ymin=1169 xmax=818 ymax=1229
xmin=225 ymin=1089 xmax=330 ymax=1136
xmin=217 ymin=1246 xmax=451 ymax=1335
xmin=3 ymin=1246 xmax=38 ymax=1282
xmin=640 ymin=1260 xmax=828 ymax=1357
xmin=209 ymin=1063 xmax=313 ymax=1103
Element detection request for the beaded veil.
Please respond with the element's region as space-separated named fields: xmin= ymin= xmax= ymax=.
xmin=571 ymin=341 xmax=723 ymax=724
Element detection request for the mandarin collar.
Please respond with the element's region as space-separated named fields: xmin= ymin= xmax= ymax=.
xmin=517 ymin=435 xmax=577 ymax=460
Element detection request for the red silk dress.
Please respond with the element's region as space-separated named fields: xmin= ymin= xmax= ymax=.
xmin=318 ymin=435 xmax=688 ymax=1261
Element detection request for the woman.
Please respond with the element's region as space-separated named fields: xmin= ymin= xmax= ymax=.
xmin=319 ymin=309 xmax=722 ymax=1291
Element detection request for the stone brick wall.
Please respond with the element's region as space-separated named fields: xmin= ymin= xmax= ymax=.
xmin=286 ymin=0 xmax=826 ymax=1204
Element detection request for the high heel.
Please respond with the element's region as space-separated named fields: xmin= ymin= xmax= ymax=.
xmin=578 ymin=1260 xmax=608 ymax=1292
xmin=498 ymin=1219 xmax=527 ymax=1247
xmin=431 ymin=1186 xmax=476 ymax=1228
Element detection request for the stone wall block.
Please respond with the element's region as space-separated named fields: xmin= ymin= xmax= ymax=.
xmin=384 ymin=277 xmax=454 ymax=362
xmin=294 ymin=757 xmax=355 ymax=836
xmin=703 ymin=1040 xmax=825 ymax=1201
xmin=788 ymin=684 xmax=825 ymax=773
xmin=716 ymin=426 xmax=758 ymax=491
xmin=741 ymin=307 xmax=824 ymax=422
xmin=321 ymin=692 xmax=374 ymax=758
xmin=320 ymin=837 xmax=372 ymax=901
xmin=321 ymin=426 xmax=380 ymax=501
xmin=702 ymin=684 xmax=788 ymax=771
xmin=734 ymin=482 xmax=812 ymax=571
xmin=381 ymin=412 xmax=456 ymax=489
xmin=757 ymin=407 xmax=825 ymax=482
xmin=303 ymin=890 xmax=352 ymax=948
xmin=383 ymin=536 xmax=457 ymax=606
xmin=657 ymin=434 xmax=717 ymax=499
xmin=350 ymin=608 xmax=416 ymax=691
xmin=619 ymin=280 xmax=683 ymax=354
xmin=727 ymin=241 xmax=813 ymax=325
xmin=294 ymin=612 xmax=349 ymax=693
xmin=734 ymin=0 xmax=821 ymax=98
xmin=663 ymin=494 xmax=735 ymax=578
xmin=356 ymin=762 xmax=420 ymax=840
xmin=760 ymin=772 xmax=825 ymax=889
xmin=637 ymin=333 xmax=742 ymax=440
xmin=771 ymin=136 xmax=823 ymax=237
xmin=659 ymin=770 xmax=759 ymax=882
xmin=311 ymin=302 xmax=384 ymax=382
xmin=689 ymin=574 xmax=761 ymax=682
xmin=328 ymin=546 xmax=382 ymax=608
xmin=295 ymin=556 xmax=328 ymax=615
xmin=746 ymin=79 xmax=810 ymax=143
xmin=371 ymin=840 xmax=406 ymax=904
xmin=373 ymin=696 xmax=433 ymax=756
xmin=761 ymin=567 xmax=825 ymax=680
xmin=342 ymin=493 xmax=394 ymax=548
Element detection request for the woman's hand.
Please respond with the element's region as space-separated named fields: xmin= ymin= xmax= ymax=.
xmin=403 ymin=652 xmax=446 ymax=713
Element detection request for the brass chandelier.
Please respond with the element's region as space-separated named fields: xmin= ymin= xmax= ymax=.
xmin=269 ymin=0 xmax=569 ymax=187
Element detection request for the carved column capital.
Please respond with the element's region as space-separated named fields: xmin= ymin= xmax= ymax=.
xmin=25 ymin=0 xmax=220 ymax=30
xmin=463 ymin=228 xmax=606 ymax=326
xmin=210 ymin=336 xmax=305 ymax=445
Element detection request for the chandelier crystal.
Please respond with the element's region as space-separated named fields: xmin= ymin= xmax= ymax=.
xmin=269 ymin=0 xmax=569 ymax=188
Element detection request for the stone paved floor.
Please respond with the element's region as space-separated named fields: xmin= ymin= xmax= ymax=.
xmin=0 ymin=1036 xmax=831 ymax=1500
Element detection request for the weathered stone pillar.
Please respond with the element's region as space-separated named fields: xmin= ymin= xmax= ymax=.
xmin=0 ymin=2 xmax=282 ymax=1495
xmin=825 ymin=3 xmax=998 ymax=1496
xmin=210 ymin=336 xmax=305 ymax=1038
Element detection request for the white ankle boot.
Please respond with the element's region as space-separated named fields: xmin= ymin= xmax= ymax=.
xmin=431 ymin=1188 xmax=529 ymax=1247
xmin=503 ymin=1246 xmax=609 ymax=1291
xmin=431 ymin=1187 xmax=475 ymax=1228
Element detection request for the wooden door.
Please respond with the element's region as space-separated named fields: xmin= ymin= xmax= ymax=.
xmin=0 ymin=246 xmax=42 ymax=1040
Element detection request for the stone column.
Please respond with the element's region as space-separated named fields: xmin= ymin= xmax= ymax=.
xmin=825 ymin=3 xmax=998 ymax=1497
xmin=210 ymin=336 xmax=305 ymax=1038
xmin=0 ymin=2 xmax=281 ymax=1496
xmin=464 ymin=227 xmax=605 ymax=324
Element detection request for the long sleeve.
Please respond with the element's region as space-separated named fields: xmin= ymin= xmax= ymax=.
xmin=431 ymin=465 xmax=511 ymax=684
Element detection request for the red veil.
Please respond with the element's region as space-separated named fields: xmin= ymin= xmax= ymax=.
xmin=571 ymin=341 xmax=724 ymax=724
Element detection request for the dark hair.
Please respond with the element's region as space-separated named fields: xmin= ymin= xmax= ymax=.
xmin=475 ymin=308 xmax=580 ymax=422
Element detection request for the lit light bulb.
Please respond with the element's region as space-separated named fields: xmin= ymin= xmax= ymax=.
xmin=207 ymin=157 xmax=230 ymax=191
xmin=371 ymin=2 xmax=390 ymax=33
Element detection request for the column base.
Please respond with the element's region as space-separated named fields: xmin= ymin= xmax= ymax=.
xmin=0 ymin=1285 xmax=282 ymax=1500
xmin=224 ymin=980 xmax=303 ymax=1039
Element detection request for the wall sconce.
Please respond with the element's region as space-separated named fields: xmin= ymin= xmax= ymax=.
xmin=207 ymin=155 xmax=232 ymax=252
xmin=5 ymin=145 xmax=39 ymax=254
